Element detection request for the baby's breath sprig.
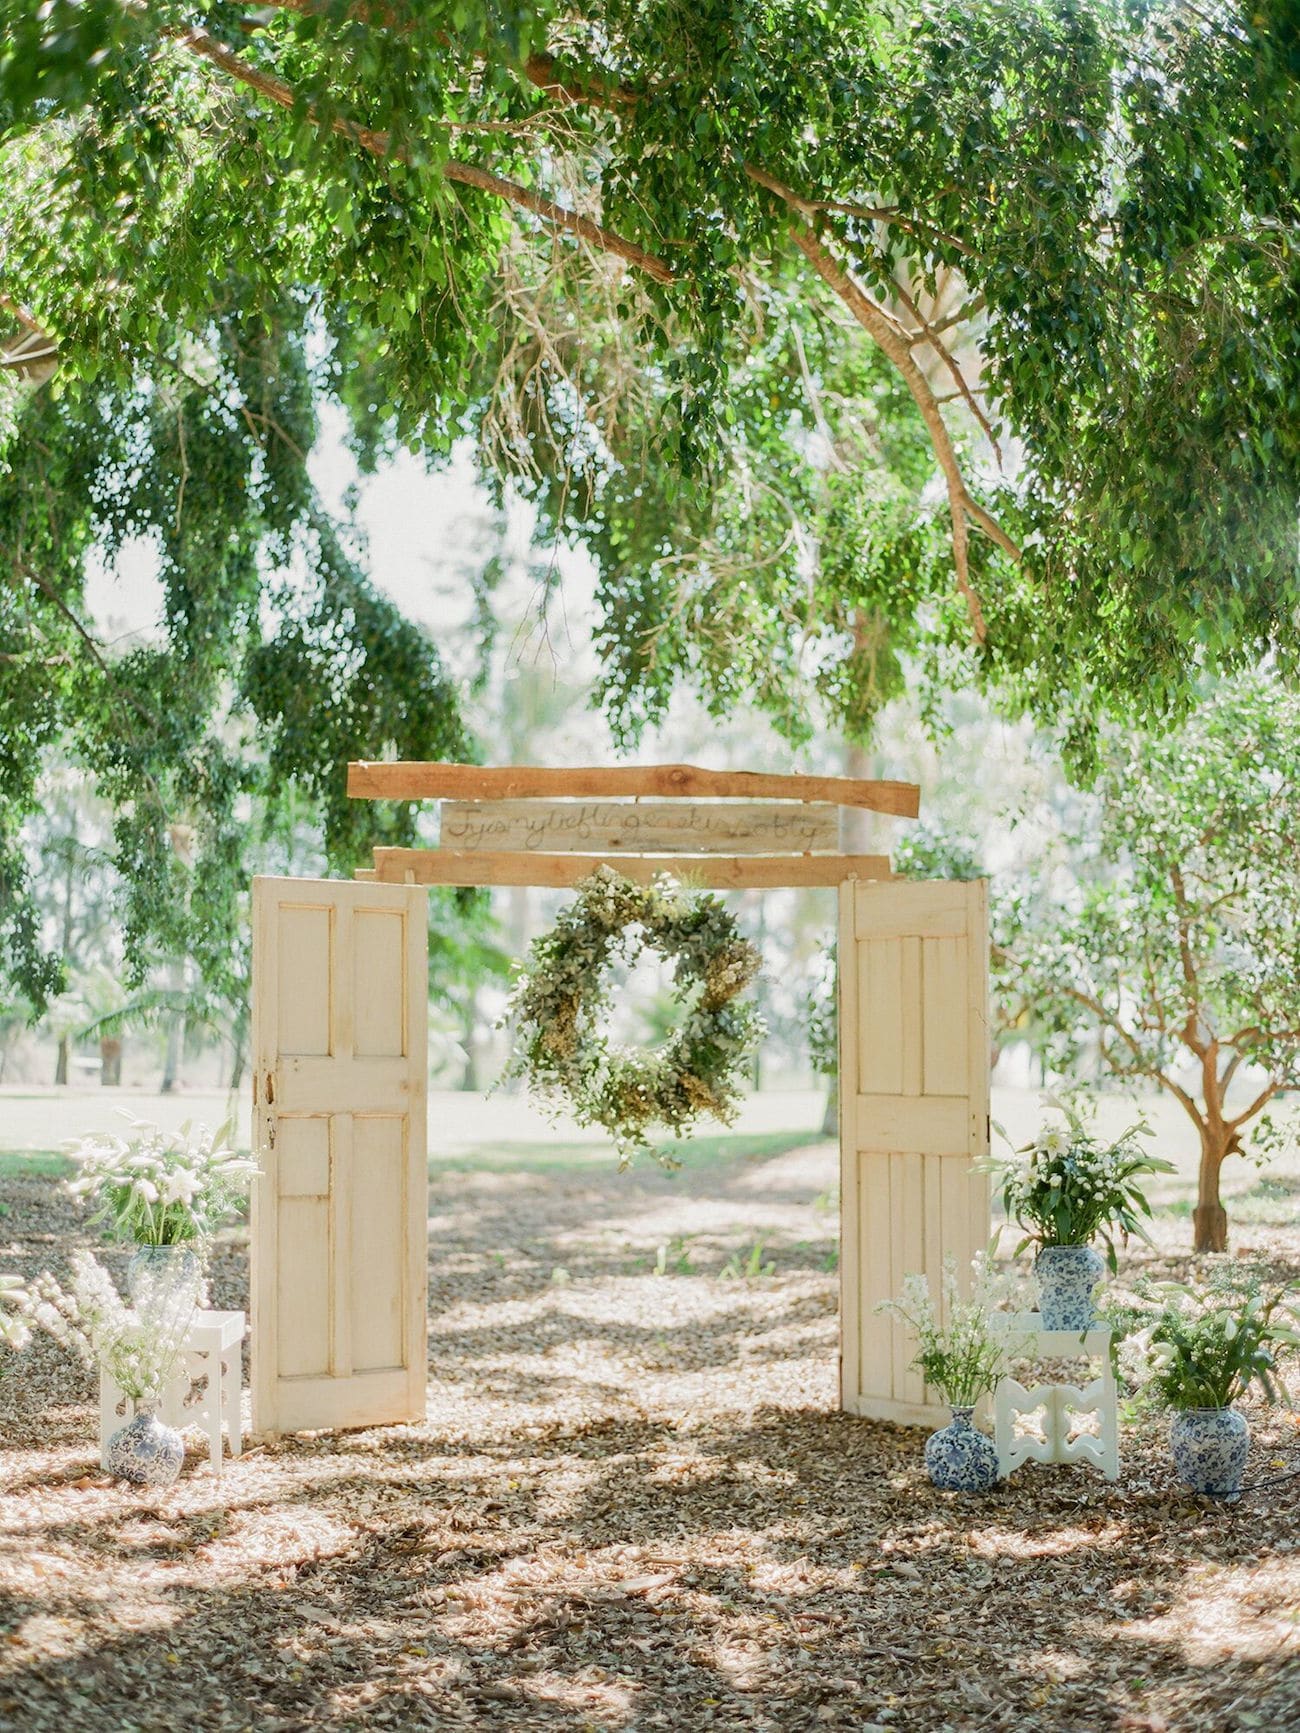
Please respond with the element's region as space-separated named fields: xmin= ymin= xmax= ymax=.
xmin=877 ymin=1255 xmax=1011 ymax=1409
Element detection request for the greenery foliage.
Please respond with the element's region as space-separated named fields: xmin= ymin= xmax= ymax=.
xmin=989 ymin=1103 xmax=1173 ymax=1270
xmin=1111 ymin=1274 xmax=1300 ymax=1411
xmin=0 ymin=304 xmax=471 ymax=1013
xmin=504 ymin=867 xmax=763 ymax=1164
xmin=877 ymin=1254 xmax=1009 ymax=1409
xmin=1 ymin=0 xmax=1296 ymax=767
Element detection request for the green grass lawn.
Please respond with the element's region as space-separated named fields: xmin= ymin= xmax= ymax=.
xmin=428 ymin=1126 xmax=822 ymax=1178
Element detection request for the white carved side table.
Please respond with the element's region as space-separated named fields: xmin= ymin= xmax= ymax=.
xmin=100 ymin=1308 xmax=245 ymax=1475
xmin=991 ymin=1312 xmax=1119 ymax=1482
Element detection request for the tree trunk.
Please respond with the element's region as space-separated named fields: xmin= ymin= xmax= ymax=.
xmin=820 ymin=1077 xmax=838 ymax=1138
xmin=100 ymin=1036 xmax=122 ymax=1086
xmin=459 ymin=988 xmax=482 ymax=1092
xmin=227 ymin=1001 xmax=249 ymax=1092
xmin=161 ymin=960 xmax=186 ymax=1093
xmin=1193 ymin=1124 xmax=1233 ymax=1253
xmin=161 ymin=1012 xmax=183 ymax=1094
xmin=54 ymin=1033 xmax=70 ymax=1086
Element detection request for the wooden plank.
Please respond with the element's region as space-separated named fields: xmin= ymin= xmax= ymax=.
xmin=893 ymin=1150 xmax=926 ymax=1406
xmin=851 ymin=878 xmax=974 ymax=938
xmin=846 ymin=1393 xmax=946 ymax=1428
xmin=837 ymin=881 xmax=860 ymax=1415
xmin=858 ymin=1153 xmax=894 ymax=1405
xmin=853 ymin=1093 xmax=970 ymax=1158
xmin=440 ymin=799 xmax=841 ymax=855
xmin=964 ymin=879 xmax=993 ymax=1244
xmin=368 ymin=849 xmax=892 ymax=889
xmin=348 ymin=760 xmax=921 ymax=818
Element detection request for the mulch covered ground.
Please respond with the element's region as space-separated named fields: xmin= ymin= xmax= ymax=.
xmin=1 ymin=1140 xmax=1298 ymax=1732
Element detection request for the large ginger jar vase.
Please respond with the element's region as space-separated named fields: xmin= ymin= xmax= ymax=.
xmin=1034 ymin=1244 xmax=1105 ymax=1331
xmin=105 ymin=1405 xmax=185 ymax=1489
xmin=924 ymin=1407 xmax=1000 ymax=1493
xmin=1170 ymin=1407 xmax=1249 ymax=1500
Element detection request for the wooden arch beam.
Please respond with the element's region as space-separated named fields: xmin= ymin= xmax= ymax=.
xmin=347 ymin=761 xmax=920 ymax=818
xmin=361 ymin=848 xmax=893 ymax=888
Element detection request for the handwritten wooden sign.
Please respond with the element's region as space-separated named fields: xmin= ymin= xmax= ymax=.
xmin=438 ymin=800 xmax=840 ymax=855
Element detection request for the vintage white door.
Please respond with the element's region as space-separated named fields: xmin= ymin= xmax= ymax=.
xmin=250 ymin=876 xmax=428 ymax=1436
xmin=838 ymin=878 xmax=990 ymax=1424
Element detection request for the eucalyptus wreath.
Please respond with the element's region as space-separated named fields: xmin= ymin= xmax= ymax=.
xmin=504 ymin=867 xmax=763 ymax=1165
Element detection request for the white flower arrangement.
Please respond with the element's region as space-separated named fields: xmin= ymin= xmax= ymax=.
xmin=66 ymin=1114 xmax=258 ymax=1247
xmin=985 ymin=1099 xmax=1173 ymax=1270
xmin=1106 ymin=1273 xmax=1300 ymax=1411
xmin=22 ymin=1251 xmax=189 ymax=1402
xmin=877 ymin=1255 xmax=1012 ymax=1408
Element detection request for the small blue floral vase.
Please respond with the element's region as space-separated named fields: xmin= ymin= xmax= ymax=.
xmin=924 ymin=1407 xmax=1001 ymax=1493
xmin=1035 ymin=1244 xmax=1105 ymax=1331
xmin=1170 ymin=1407 xmax=1250 ymax=1500
xmin=126 ymin=1244 xmax=204 ymax=1323
xmin=106 ymin=1406 xmax=185 ymax=1489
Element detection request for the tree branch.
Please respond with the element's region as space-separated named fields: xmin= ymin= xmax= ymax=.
xmin=1168 ymin=863 xmax=1206 ymax=1057
xmin=167 ymin=21 xmax=676 ymax=283
xmin=788 ymin=219 xmax=1025 ymax=643
xmin=1226 ymin=1080 xmax=1281 ymax=1138
xmin=247 ymin=0 xmax=639 ymax=109
xmin=888 ymin=274 xmax=1002 ymax=463
xmin=743 ymin=163 xmax=974 ymax=260
xmin=995 ymin=942 xmax=1204 ymax=1127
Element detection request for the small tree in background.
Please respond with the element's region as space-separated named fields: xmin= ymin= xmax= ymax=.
xmin=997 ymin=676 xmax=1300 ymax=1253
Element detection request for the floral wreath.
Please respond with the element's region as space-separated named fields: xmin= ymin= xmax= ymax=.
xmin=504 ymin=866 xmax=764 ymax=1165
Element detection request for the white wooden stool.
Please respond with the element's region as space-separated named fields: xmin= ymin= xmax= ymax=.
xmin=100 ymin=1308 xmax=245 ymax=1475
xmin=991 ymin=1313 xmax=1119 ymax=1482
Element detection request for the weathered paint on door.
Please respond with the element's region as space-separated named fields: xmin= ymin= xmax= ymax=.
xmin=838 ymin=878 xmax=991 ymax=1425
xmin=250 ymin=876 xmax=428 ymax=1436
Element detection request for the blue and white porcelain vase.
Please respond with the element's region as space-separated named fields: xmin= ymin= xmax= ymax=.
xmin=106 ymin=1405 xmax=185 ymax=1489
xmin=1170 ymin=1406 xmax=1250 ymax=1500
xmin=126 ymin=1243 xmax=204 ymax=1327
xmin=1035 ymin=1244 xmax=1105 ymax=1331
xmin=924 ymin=1406 xmax=1001 ymax=1492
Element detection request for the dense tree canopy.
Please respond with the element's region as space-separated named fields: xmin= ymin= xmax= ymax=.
xmin=2 ymin=0 xmax=1297 ymax=1002
xmin=3 ymin=0 xmax=1296 ymax=730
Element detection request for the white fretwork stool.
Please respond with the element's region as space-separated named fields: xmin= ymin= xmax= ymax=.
xmin=991 ymin=1313 xmax=1119 ymax=1482
xmin=100 ymin=1308 xmax=245 ymax=1475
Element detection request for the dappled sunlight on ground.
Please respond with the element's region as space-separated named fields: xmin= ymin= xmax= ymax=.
xmin=1 ymin=1112 xmax=1298 ymax=1729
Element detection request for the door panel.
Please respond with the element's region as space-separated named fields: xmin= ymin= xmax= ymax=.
xmin=839 ymin=879 xmax=990 ymax=1425
xmin=251 ymin=876 xmax=427 ymax=1436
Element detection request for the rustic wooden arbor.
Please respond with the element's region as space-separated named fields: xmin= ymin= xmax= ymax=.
xmin=249 ymin=763 xmax=990 ymax=1437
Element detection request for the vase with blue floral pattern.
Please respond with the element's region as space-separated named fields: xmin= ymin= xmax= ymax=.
xmin=924 ymin=1406 xmax=1001 ymax=1492
xmin=1170 ymin=1406 xmax=1249 ymax=1500
xmin=106 ymin=1405 xmax=185 ymax=1489
xmin=126 ymin=1244 xmax=204 ymax=1330
xmin=1034 ymin=1244 xmax=1105 ymax=1331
